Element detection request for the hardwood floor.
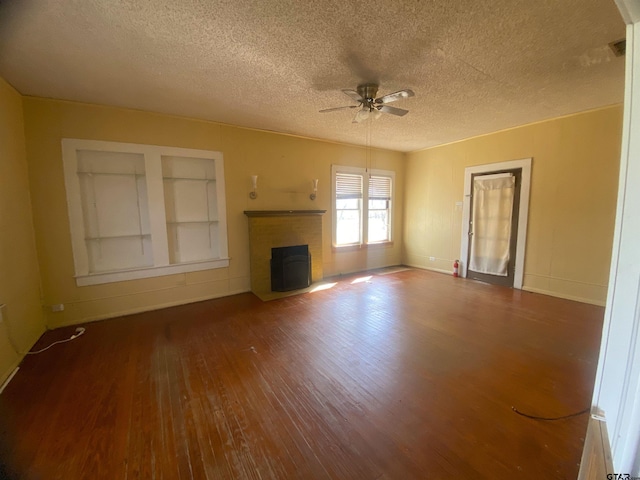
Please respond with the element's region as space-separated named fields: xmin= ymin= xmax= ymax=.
xmin=0 ymin=268 xmax=604 ymax=479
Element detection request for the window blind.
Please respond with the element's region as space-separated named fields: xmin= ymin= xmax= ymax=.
xmin=336 ymin=173 xmax=363 ymax=199
xmin=368 ymin=175 xmax=392 ymax=200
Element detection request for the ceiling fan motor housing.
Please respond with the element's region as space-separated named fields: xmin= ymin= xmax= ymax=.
xmin=357 ymin=84 xmax=379 ymax=110
xmin=357 ymin=84 xmax=378 ymax=100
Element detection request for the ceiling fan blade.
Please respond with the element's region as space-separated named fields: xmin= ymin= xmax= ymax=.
xmin=342 ymin=89 xmax=364 ymax=103
xmin=352 ymin=108 xmax=370 ymax=123
xmin=378 ymin=105 xmax=409 ymax=116
xmin=375 ymin=89 xmax=415 ymax=104
xmin=319 ymin=105 xmax=359 ymax=113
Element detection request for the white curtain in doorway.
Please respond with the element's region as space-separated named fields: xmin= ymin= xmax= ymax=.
xmin=469 ymin=174 xmax=515 ymax=276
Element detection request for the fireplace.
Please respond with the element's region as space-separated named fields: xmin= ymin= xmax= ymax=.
xmin=244 ymin=210 xmax=325 ymax=300
xmin=271 ymin=245 xmax=311 ymax=292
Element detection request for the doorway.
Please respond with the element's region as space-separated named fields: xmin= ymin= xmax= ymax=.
xmin=467 ymin=169 xmax=521 ymax=287
xmin=459 ymin=158 xmax=532 ymax=289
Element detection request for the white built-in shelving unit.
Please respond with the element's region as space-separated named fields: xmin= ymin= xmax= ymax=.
xmin=62 ymin=140 xmax=229 ymax=286
xmin=162 ymin=155 xmax=221 ymax=264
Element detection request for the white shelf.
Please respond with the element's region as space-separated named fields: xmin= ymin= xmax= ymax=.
xmin=78 ymin=171 xmax=145 ymax=177
xmin=163 ymin=177 xmax=215 ymax=182
xmin=85 ymin=233 xmax=151 ymax=241
xmin=167 ymin=221 xmax=218 ymax=225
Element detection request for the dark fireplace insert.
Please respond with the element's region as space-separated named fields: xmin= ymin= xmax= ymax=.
xmin=271 ymin=245 xmax=311 ymax=292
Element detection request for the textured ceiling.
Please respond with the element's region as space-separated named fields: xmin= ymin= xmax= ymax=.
xmin=0 ymin=0 xmax=626 ymax=152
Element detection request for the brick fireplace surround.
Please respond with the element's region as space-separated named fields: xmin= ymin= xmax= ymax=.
xmin=244 ymin=210 xmax=325 ymax=300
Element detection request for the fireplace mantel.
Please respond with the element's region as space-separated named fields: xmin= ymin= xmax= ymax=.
xmin=244 ymin=210 xmax=326 ymax=217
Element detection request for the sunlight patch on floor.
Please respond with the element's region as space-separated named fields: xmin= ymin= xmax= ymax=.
xmin=309 ymin=282 xmax=338 ymax=293
xmin=351 ymin=275 xmax=372 ymax=285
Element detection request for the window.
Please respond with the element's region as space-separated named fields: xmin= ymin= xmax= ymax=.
xmin=368 ymin=175 xmax=392 ymax=243
xmin=332 ymin=165 xmax=394 ymax=247
xmin=62 ymin=139 xmax=229 ymax=286
xmin=335 ymin=172 xmax=363 ymax=245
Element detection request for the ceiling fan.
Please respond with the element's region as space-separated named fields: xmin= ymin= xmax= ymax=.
xmin=320 ymin=83 xmax=415 ymax=123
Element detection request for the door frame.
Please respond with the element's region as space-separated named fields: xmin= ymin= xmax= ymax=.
xmin=459 ymin=158 xmax=532 ymax=289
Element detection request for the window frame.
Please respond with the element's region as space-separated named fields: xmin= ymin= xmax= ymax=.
xmin=62 ymin=139 xmax=229 ymax=286
xmin=331 ymin=165 xmax=395 ymax=248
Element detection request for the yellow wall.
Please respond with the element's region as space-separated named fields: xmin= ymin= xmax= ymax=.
xmin=13 ymin=96 xmax=619 ymax=332
xmin=0 ymin=78 xmax=46 ymax=383
xmin=403 ymin=106 xmax=622 ymax=305
xmin=22 ymin=98 xmax=404 ymax=327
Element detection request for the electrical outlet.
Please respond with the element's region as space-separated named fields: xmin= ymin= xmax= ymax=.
xmin=51 ymin=304 xmax=65 ymax=312
xmin=429 ymin=256 xmax=436 ymax=262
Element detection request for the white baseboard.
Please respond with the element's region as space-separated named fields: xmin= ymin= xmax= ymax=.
xmin=522 ymin=286 xmax=606 ymax=307
xmin=403 ymin=263 xmax=452 ymax=276
xmin=0 ymin=361 xmax=21 ymax=394
xmin=577 ymin=413 xmax=613 ymax=479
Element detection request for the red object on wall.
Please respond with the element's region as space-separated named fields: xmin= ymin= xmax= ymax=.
xmin=453 ymin=260 xmax=459 ymax=277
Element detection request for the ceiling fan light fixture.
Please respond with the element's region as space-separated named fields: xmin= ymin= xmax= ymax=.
xmin=322 ymin=83 xmax=415 ymax=122
xmin=353 ymin=108 xmax=370 ymax=123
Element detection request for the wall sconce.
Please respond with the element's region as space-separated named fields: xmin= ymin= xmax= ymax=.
xmin=310 ymin=179 xmax=318 ymax=200
xmin=250 ymin=175 xmax=258 ymax=199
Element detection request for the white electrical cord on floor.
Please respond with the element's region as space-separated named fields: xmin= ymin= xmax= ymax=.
xmin=0 ymin=328 xmax=84 ymax=395
xmin=24 ymin=327 xmax=86 ymax=355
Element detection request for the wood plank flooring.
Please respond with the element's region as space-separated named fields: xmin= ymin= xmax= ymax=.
xmin=0 ymin=269 xmax=604 ymax=479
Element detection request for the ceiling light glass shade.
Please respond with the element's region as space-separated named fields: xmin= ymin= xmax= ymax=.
xmin=354 ymin=108 xmax=370 ymax=123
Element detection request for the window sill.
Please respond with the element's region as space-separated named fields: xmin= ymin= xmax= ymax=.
xmin=332 ymin=241 xmax=394 ymax=252
xmin=75 ymin=258 xmax=230 ymax=286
